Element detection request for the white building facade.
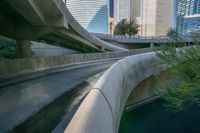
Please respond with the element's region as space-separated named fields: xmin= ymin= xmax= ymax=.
xmin=114 ymin=0 xmax=173 ymax=36
xmin=135 ymin=0 xmax=174 ymax=36
xmin=114 ymin=0 xmax=130 ymax=25
xmin=66 ymin=0 xmax=109 ymax=34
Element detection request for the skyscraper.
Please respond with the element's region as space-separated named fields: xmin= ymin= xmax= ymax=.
xmin=176 ymin=0 xmax=200 ymax=35
xmin=133 ymin=0 xmax=173 ymax=36
xmin=114 ymin=0 xmax=130 ymax=25
xmin=139 ymin=0 xmax=158 ymax=36
xmin=155 ymin=0 xmax=174 ymax=36
xmin=66 ymin=0 xmax=109 ymax=34
xmin=130 ymin=0 xmax=140 ymax=19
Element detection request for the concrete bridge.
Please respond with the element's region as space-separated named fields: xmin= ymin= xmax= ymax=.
xmin=0 ymin=0 xmax=125 ymax=58
xmin=0 ymin=48 xmax=154 ymax=133
xmin=65 ymin=52 xmax=167 ymax=133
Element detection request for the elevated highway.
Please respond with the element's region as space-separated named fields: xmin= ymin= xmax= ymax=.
xmin=93 ymin=33 xmax=200 ymax=43
xmin=0 ymin=0 xmax=126 ymax=58
xmin=114 ymin=36 xmax=200 ymax=44
xmin=93 ymin=33 xmax=200 ymax=49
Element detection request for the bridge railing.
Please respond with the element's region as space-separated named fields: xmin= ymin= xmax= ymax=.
xmin=64 ymin=52 xmax=167 ymax=133
xmin=0 ymin=48 xmax=153 ymax=79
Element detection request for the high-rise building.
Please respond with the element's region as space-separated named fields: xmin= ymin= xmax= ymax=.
xmin=139 ymin=0 xmax=158 ymax=36
xmin=114 ymin=0 xmax=130 ymax=25
xmin=133 ymin=0 xmax=173 ymax=36
xmin=130 ymin=0 xmax=140 ymax=19
xmin=176 ymin=0 xmax=200 ymax=35
xmin=155 ymin=0 xmax=174 ymax=36
xmin=66 ymin=0 xmax=109 ymax=34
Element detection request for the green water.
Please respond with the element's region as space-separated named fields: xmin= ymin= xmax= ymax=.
xmin=119 ymin=99 xmax=200 ymax=133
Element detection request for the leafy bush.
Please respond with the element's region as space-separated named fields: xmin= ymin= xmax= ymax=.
xmin=156 ymin=41 xmax=200 ymax=112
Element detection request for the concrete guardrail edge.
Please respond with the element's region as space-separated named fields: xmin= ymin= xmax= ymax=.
xmin=64 ymin=51 xmax=167 ymax=133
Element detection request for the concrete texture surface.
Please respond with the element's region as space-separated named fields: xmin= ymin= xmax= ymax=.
xmin=31 ymin=41 xmax=80 ymax=57
xmin=52 ymin=72 xmax=106 ymax=133
xmin=0 ymin=60 xmax=117 ymax=133
xmin=65 ymin=89 xmax=114 ymax=133
xmin=65 ymin=52 xmax=167 ymax=133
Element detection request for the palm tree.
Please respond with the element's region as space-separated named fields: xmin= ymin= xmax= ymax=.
xmin=126 ymin=19 xmax=140 ymax=38
xmin=114 ymin=19 xmax=128 ymax=36
xmin=114 ymin=19 xmax=140 ymax=37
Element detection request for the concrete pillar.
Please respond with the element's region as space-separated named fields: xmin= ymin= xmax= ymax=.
xmin=101 ymin=47 xmax=105 ymax=52
xmin=150 ymin=43 xmax=154 ymax=48
xmin=17 ymin=40 xmax=31 ymax=58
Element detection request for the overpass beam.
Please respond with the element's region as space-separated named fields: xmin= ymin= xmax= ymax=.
xmin=16 ymin=40 xmax=31 ymax=58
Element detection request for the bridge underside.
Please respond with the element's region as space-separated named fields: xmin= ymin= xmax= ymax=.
xmin=1 ymin=0 xmax=124 ymax=58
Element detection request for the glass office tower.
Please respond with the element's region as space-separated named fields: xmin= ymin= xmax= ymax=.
xmin=66 ymin=0 xmax=109 ymax=34
xmin=176 ymin=0 xmax=200 ymax=35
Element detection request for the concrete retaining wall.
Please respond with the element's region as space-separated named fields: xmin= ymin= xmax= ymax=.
xmin=0 ymin=48 xmax=153 ymax=79
xmin=64 ymin=52 xmax=167 ymax=133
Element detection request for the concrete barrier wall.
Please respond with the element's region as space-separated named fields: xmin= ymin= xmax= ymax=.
xmin=0 ymin=48 xmax=153 ymax=79
xmin=65 ymin=52 xmax=167 ymax=133
xmin=31 ymin=41 xmax=80 ymax=57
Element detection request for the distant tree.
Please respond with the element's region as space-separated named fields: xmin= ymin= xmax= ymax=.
xmin=167 ymin=27 xmax=178 ymax=37
xmin=114 ymin=19 xmax=139 ymax=37
xmin=0 ymin=35 xmax=17 ymax=59
xmin=126 ymin=19 xmax=140 ymax=38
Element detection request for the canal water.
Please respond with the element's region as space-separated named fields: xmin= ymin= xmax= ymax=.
xmin=119 ymin=70 xmax=200 ymax=133
xmin=119 ymin=99 xmax=200 ymax=133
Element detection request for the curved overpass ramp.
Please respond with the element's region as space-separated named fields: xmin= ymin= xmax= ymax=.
xmin=0 ymin=0 xmax=126 ymax=52
xmin=65 ymin=52 xmax=167 ymax=133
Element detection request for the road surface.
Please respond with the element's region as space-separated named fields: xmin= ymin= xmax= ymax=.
xmin=0 ymin=59 xmax=117 ymax=133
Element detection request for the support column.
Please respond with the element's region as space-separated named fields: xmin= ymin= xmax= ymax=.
xmin=150 ymin=43 xmax=154 ymax=48
xmin=17 ymin=40 xmax=31 ymax=58
xmin=101 ymin=47 xmax=105 ymax=52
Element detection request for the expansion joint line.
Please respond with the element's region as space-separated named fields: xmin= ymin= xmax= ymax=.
xmin=93 ymin=88 xmax=115 ymax=132
xmin=93 ymin=88 xmax=113 ymax=115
